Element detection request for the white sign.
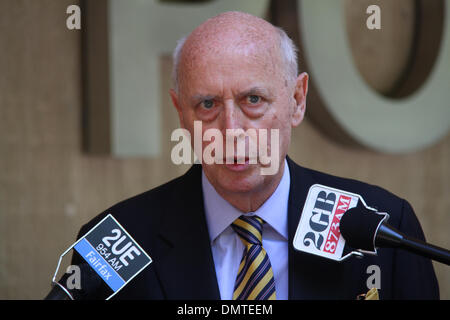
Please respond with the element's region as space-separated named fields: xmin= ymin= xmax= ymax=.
xmin=293 ymin=184 xmax=371 ymax=261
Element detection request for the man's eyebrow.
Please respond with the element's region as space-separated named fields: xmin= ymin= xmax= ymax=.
xmin=237 ymin=87 xmax=273 ymax=99
xmin=190 ymin=87 xmax=273 ymax=104
xmin=190 ymin=94 xmax=217 ymax=104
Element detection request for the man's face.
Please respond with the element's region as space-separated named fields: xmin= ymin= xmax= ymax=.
xmin=171 ymin=43 xmax=307 ymax=198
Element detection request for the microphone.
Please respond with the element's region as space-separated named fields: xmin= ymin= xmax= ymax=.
xmin=340 ymin=207 xmax=450 ymax=266
xmin=44 ymin=264 xmax=101 ymax=300
xmin=45 ymin=214 xmax=153 ymax=300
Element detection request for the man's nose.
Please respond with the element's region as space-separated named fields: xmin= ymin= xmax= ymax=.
xmin=222 ymin=99 xmax=242 ymax=132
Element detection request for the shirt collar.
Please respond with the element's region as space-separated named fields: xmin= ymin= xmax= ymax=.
xmin=202 ymin=159 xmax=290 ymax=243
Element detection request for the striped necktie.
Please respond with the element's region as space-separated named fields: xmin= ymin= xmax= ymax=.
xmin=231 ymin=215 xmax=276 ymax=300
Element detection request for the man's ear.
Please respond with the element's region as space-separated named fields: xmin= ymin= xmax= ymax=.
xmin=291 ymin=72 xmax=309 ymax=127
xmin=170 ymin=88 xmax=185 ymax=129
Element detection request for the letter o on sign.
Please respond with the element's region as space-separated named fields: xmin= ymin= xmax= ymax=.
xmin=296 ymin=0 xmax=450 ymax=153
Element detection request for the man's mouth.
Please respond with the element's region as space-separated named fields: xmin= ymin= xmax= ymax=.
xmin=223 ymin=157 xmax=250 ymax=171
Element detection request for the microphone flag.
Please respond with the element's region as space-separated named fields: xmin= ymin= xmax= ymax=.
xmin=50 ymin=214 xmax=152 ymax=300
xmin=293 ymin=184 xmax=387 ymax=262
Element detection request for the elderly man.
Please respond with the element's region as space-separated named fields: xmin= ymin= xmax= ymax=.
xmin=72 ymin=12 xmax=439 ymax=300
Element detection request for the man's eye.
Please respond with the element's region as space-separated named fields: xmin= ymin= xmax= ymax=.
xmin=201 ymin=99 xmax=215 ymax=109
xmin=247 ymin=95 xmax=261 ymax=104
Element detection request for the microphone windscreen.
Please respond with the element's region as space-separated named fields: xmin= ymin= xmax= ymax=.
xmin=340 ymin=206 xmax=385 ymax=252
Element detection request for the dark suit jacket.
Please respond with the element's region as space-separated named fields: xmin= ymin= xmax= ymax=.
xmin=72 ymin=157 xmax=439 ymax=299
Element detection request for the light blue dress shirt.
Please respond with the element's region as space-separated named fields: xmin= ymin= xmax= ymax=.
xmin=202 ymin=159 xmax=290 ymax=300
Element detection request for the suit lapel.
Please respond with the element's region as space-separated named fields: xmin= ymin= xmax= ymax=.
xmin=286 ymin=157 xmax=364 ymax=299
xmin=153 ymin=165 xmax=220 ymax=299
xmin=286 ymin=157 xmax=314 ymax=299
xmin=287 ymin=157 xmax=345 ymax=299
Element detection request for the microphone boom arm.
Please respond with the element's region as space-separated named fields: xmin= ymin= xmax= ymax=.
xmin=376 ymin=224 xmax=450 ymax=266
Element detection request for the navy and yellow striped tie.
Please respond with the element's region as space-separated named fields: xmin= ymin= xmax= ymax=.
xmin=231 ymin=215 xmax=276 ymax=300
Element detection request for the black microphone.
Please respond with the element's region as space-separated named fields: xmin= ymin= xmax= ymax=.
xmin=340 ymin=206 xmax=450 ymax=266
xmin=44 ymin=263 xmax=102 ymax=300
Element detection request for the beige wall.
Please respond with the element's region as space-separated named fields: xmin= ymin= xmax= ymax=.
xmin=0 ymin=0 xmax=448 ymax=299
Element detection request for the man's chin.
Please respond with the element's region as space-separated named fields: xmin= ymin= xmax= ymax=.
xmin=209 ymin=163 xmax=265 ymax=194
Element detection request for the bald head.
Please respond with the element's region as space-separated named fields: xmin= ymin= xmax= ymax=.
xmin=172 ymin=11 xmax=298 ymax=93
